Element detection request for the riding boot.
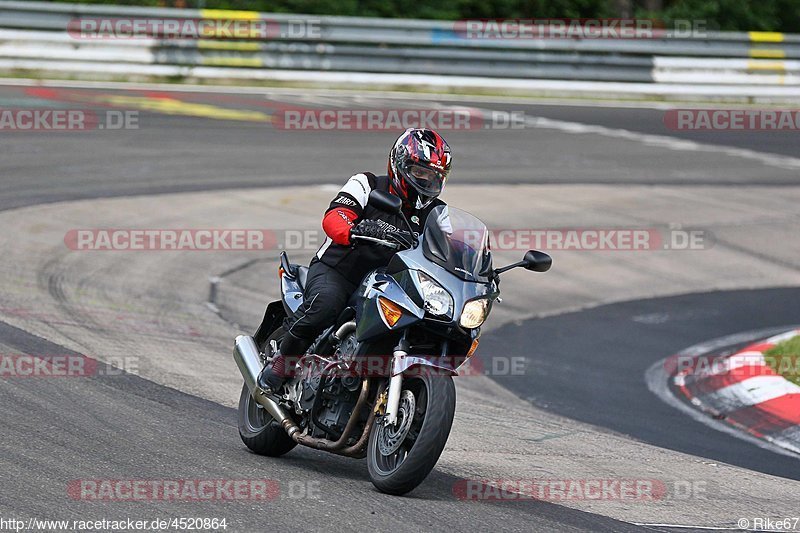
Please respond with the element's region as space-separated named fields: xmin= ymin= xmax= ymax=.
xmin=257 ymin=330 xmax=312 ymax=394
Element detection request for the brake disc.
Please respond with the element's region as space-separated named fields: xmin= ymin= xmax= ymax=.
xmin=377 ymin=389 xmax=416 ymax=456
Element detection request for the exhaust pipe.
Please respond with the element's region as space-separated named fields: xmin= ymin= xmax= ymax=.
xmin=332 ymin=320 xmax=356 ymax=342
xmin=233 ymin=333 xmax=374 ymax=455
xmin=233 ymin=335 xmax=299 ymax=437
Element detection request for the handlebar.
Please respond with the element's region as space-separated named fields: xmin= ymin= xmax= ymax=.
xmin=351 ymin=235 xmax=400 ymax=249
xmin=351 ymin=230 xmax=416 ymax=250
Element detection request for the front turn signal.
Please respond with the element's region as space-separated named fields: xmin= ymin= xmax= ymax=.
xmin=378 ymin=297 xmax=403 ymax=327
xmin=467 ymin=338 xmax=480 ymax=358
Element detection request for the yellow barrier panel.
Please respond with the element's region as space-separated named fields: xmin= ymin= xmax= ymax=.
xmin=201 ymin=57 xmax=264 ymax=67
xmin=748 ymin=31 xmax=785 ymax=43
xmin=746 ymin=60 xmax=787 ymax=71
xmin=200 ymin=9 xmax=260 ymax=20
xmin=198 ymin=40 xmax=261 ymax=51
xmin=198 ymin=9 xmax=266 ymax=39
xmin=749 ymin=48 xmax=787 ymax=59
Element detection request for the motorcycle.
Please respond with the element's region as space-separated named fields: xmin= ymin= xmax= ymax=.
xmin=233 ymin=190 xmax=551 ymax=495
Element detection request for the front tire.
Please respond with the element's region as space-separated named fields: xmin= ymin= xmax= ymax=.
xmin=237 ymin=328 xmax=297 ymax=457
xmin=367 ymin=373 xmax=456 ymax=495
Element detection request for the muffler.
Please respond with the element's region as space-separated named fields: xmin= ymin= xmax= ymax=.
xmin=233 ymin=335 xmax=299 ymax=437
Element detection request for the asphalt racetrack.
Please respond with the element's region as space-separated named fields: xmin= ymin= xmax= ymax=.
xmin=0 ymin=81 xmax=798 ymax=531
xmin=481 ymin=288 xmax=800 ymax=480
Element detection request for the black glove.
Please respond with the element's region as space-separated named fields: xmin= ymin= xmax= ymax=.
xmin=392 ymin=229 xmax=415 ymax=247
xmin=350 ymin=219 xmax=388 ymax=241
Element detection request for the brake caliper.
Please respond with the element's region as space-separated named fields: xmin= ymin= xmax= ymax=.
xmin=374 ymin=390 xmax=388 ymax=415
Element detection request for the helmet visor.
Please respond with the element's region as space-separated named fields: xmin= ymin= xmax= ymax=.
xmin=402 ymin=162 xmax=447 ymax=196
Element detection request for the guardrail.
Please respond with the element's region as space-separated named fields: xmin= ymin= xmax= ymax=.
xmin=0 ymin=0 xmax=798 ymax=87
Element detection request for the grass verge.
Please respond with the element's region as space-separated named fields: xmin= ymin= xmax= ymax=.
xmin=764 ymin=335 xmax=800 ymax=386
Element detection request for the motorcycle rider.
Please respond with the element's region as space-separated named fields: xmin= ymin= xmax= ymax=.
xmin=258 ymin=128 xmax=453 ymax=393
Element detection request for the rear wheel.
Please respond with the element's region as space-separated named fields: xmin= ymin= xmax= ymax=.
xmin=367 ymin=373 xmax=456 ymax=495
xmin=237 ymin=328 xmax=297 ymax=457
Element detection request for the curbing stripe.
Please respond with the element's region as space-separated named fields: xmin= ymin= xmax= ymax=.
xmin=743 ymin=341 xmax=779 ymax=352
xmin=671 ymin=329 xmax=800 ymax=446
xmin=750 ymin=394 xmax=800 ymax=426
xmin=678 ymin=350 xmax=769 ymax=383
xmin=687 ymin=363 xmax=776 ymax=396
xmin=699 ymin=376 xmax=800 ymax=412
xmin=647 ymin=326 xmax=800 ymax=458
xmin=765 ymin=329 xmax=800 ymax=344
xmin=724 ymin=395 xmax=800 ymax=435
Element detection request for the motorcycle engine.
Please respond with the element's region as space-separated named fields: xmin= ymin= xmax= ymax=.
xmin=310 ymin=377 xmax=361 ymax=439
xmin=297 ymin=335 xmax=363 ymax=439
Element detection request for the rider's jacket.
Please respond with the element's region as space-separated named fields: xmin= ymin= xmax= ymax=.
xmin=316 ymin=172 xmax=444 ymax=284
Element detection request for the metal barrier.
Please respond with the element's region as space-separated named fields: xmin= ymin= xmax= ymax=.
xmin=0 ymin=0 xmax=798 ymax=86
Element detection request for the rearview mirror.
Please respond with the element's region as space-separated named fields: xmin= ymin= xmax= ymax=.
xmin=368 ymin=190 xmax=403 ymax=214
xmin=523 ymin=250 xmax=552 ymax=272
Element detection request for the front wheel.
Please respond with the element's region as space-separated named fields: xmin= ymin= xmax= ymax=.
xmin=367 ymin=373 xmax=456 ymax=495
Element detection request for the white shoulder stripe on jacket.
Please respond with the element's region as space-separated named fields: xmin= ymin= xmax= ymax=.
xmin=338 ymin=173 xmax=371 ymax=208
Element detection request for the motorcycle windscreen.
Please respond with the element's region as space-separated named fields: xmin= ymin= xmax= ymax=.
xmin=422 ymin=205 xmax=493 ymax=283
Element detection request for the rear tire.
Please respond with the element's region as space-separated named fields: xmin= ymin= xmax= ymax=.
xmin=237 ymin=328 xmax=297 ymax=457
xmin=367 ymin=373 xmax=456 ymax=495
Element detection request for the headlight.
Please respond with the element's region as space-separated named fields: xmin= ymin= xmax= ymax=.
xmin=460 ymin=299 xmax=490 ymax=329
xmin=416 ymin=271 xmax=453 ymax=318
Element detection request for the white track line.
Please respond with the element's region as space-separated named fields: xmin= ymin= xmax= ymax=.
xmin=518 ymin=114 xmax=800 ymax=171
xmin=635 ymin=523 xmax=775 ymax=531
xmin=6 ymin=77 xmax=800 ymax=170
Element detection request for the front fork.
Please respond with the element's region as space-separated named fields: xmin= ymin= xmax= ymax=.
xmin=384 ymin=337 xmax=454 ymax=426
xmin=384 ymin=338 xmax=410 ymax=426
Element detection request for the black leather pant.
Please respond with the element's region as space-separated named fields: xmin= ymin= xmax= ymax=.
xmin=280 ymin=260 xmax=357 ymax=356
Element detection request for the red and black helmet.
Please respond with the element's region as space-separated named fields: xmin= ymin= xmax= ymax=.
xmin=388 ymin=128 xmax=452 ymax=208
